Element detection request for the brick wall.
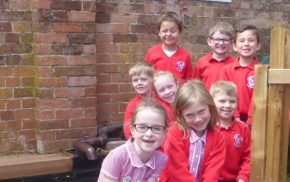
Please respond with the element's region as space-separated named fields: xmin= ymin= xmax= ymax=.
xmin=1 ymin=0 xmax=289 ymax=154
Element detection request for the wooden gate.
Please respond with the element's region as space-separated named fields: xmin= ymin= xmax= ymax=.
xmin=251 ymin=26 xmax=290 ymax=182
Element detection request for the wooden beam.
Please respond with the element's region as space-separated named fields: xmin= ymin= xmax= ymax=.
xmin=265 ymin=25 xmax=288 ymax=182
xmin=0 ymin=152 xmax=73 ymax=180
xmin=250 ymin=64 xmax=268 ymax=181
xmin=268 ymin=69 xmax=290 ymax=84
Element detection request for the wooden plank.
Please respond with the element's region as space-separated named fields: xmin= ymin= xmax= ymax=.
xmin=265 ymin=25 xmax=287 ymax=182
xmin=0 ymin=152 xmax=73 ymax=180
xmin=268 ymin=69 xmax=290 ymax=84
xmin=250 ymin=64 xmax=269 ymax=181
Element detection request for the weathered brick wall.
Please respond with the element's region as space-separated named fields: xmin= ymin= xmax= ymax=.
xmin=96 ymin=0 xmax=290 ymax=124
xmin=1 ymin=0 xmax=289 ymax=154
xmin=0 ymin=0 xmax=97 ymax=154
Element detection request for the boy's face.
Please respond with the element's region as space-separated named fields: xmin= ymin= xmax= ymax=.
xmin=131 ymin=73 xmax=153 ymax=97
xmin=233 ymin=30 xmax=261 ymax=59
xmin=207 ymin=31 xmax=232 ymax=56
xmin=159 ymin=21 xmax=180 ymax=48
xmin=213 ymin=90 xmax=237 ymax=122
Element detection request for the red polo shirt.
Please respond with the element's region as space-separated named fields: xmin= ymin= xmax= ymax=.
xmin=145 ymin=44 xmax=193 ymax=84
xmin=219 ymin=58 xmax=259 ymax=124
xmin=192 ymin=53 xmax=236 ymax=90
xmin=216 ymin=120 xmax=251 ymax=182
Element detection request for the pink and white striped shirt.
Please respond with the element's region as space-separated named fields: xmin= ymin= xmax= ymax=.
xmin=98 ymin=139 xmax=168 ymax=182
xmin=189 ymin=130 xmax=207 ymax=182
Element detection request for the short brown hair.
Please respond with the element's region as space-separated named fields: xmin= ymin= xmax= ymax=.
xmin=208 ymin=21 xmax=235 ymax=40
xmin=157 ymin=12 xmax=183 ymax=32
xmin=210 ymin=80 xmax=237 ymax=99
xmin=235 ymin=24 xmax=260 ymax=43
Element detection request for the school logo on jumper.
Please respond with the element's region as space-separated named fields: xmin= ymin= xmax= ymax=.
xmin=123 ymin=176 xmax=131 ymax=182
xmin=247 ymin=75 xmax=254 ymax=88
xmin=233 ymin=134 xmax=242 ymax=148
xmin=176 ymin=60 xmax=185 ymax=72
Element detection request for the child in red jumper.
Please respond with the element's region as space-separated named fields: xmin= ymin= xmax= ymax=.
xmin=153 ymin=71 xmax=179 ymax=123
xmin=210 ymin=80 xmax=251 ymax=182
xmin=123 ymin=62 xmax=155 ymax=139
xmin=160 ymin=80 xmax=225 ymax=182
xmin=192 ymin=22 xmax=236 ymax=90
xmin=145 ymin=12 xmax=193 ymax=84
xmin=220 ymin=25 xmax=261 ymax=125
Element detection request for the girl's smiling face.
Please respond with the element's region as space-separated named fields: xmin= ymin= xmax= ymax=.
xmin=154 ymin=74 xmax=178 ymax=104
xmin=182 ymin=103 xmax=211 ymax=137
xmin=131 ymin=108 xmax=167 ymax=159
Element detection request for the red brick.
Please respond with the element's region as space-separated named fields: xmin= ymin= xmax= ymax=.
xmin=1 ymin=111 xmax=15 ymax=121
xmin=0 ymin=22 xmax=12 ymax=32
xmin=36 ymin=110 xmax=54 ymax=120
xmin=98 ymin=103 xmax=120 ymax=113
xmin=33 ymin=44 xmax=53 ymax=55
xmin=52 ymin=0 xmax=81 ymax=11
xmin=82 ymin=1 xmax=96 ymax=11
xmin=97 ymin=23 xmax=129 ymax=33
xmin=68 ymin=76 xmax=96 ymax=86
xmin=10 ymin=0 xmax=30 ymax=10
xmin=34 ymin=33 xmax=68 ymax=43
xmin=70 ymin=118 xmax=97 ymax=128
xmin=55 ymin=87 xmax=84 ymax=98
xmin=31 ymin=0 xmax=51 ymax=9
xmin=36 ymin=98 xmax=68 ymax=110
xmin=22 ymin=119 xmax=37 ymax=129
xmin=70 ymin=97 xmax=97 ymax=108
xmin=38 ymin=120 xmax=69 ymax=130
xmin=14 ymin=109 xmax=34 ymax=120
xmin=37 ymin=131 xmax=56 ymax=141
xmin=96 ymin=84 xmax=119 ymax=93
xmin=12 ymin=22 xmax=32 ymax=32
xmin=6 ymin=99 xmax=21 ymax=109
xmin=84 ymin=87 xmax=96 ymax=96
xmin=5 ymin=120 xmax=21 ymax=130
xmin=52 ymin=22 xmax=82 ymax=33
xmin=18 ymin=130 xmax=36 ymax=140
xmin=35 ymin=55 xmax=68 ymax=66
xmin=83 ymin=45 xmax=96 ymax=55
xmin=6 ymin=77 xmax=21 ymax=87
xmin=22 ymin=98 xmax=36 ymax=108
xmin=68 ymin=11 xmax=95 ymax=22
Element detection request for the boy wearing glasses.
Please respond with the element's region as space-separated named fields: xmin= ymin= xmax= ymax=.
xmin=192 ymin=22 xmax=235 ymax=90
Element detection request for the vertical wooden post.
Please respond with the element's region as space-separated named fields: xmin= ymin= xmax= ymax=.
xmin=251 ymin=64 xmax=269 ymax=181
xmin=265 ymin=26 xmax=288 ymax=182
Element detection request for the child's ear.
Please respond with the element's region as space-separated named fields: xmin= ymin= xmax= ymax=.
xmin=207 ymin=38 xmax=212 ymax=46
xmin=256 ymin=42 xmax=261 ymax=51
xmin=233 ymin=43 xmax=238 ymax=52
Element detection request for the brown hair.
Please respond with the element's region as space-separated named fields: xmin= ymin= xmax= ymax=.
xmin=208 ymin=21 xmax=235 ymax=40
xmin=157 ymin=12 xmax=183 ymax=32
xmin=210 ymin=80 xmax=237 ymax=99
xmin=131 ymin=101 xmax=168 ymax=127
xmin=235 ymin=24 xmax=260 ymax=43
xmin=174 ymin=80 xmax=219 ymax=135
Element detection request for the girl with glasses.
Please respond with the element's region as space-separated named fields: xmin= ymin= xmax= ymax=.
xmin=98 ymin=101 xmax=168 ymax=182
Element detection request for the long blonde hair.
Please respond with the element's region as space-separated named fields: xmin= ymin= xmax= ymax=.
xmin=174 ymin=80 xmax=219 ymax=136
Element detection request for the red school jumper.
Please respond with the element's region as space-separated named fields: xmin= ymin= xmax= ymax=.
xmin=123 ymin=95 xmax=143 ymax=139
xmin=219 ymin=58 xmax=259 ymax=125
xmin=159 ymin=124 xmax=226 ymax=182
xmin=192 ymin=53 xmax=236 ymax=90
xmin=144 ymin=44 xmax=193 ymax=84
xmin=155 ymin=97 xmax=176 ymax=124
xmin=216 ymin=119 xmax=251 ymax=182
